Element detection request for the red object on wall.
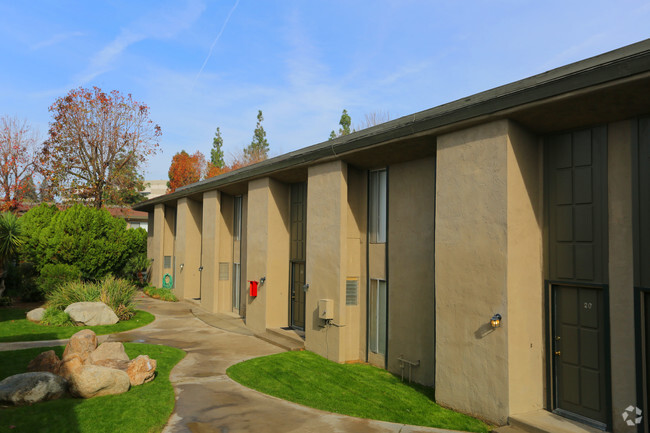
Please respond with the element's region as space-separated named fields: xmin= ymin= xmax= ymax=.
xmin=249 ymin=280 xmax=258 ymax=297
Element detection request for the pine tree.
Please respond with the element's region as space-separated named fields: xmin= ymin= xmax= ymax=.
xmin=244 ymin=110 xmax=269 ymax=162
xmin=211 ymin=127 xmax=225 ymax=169
xmin=329 ymin=109 xmax=352 ymax=140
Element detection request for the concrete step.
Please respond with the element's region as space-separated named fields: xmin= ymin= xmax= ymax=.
xmin=508 ymin=410 xmax=604 ymax=433
xmin=492 ymin=426 xmax=527 ymax=433
xmin=255 ymin=328 xmax=305 ymax=351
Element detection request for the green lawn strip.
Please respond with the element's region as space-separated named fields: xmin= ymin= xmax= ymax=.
xmin=0 ymin=309 xmax=155 ymax=342
xmin=0 ymin=343 xmax=185 ymax=433
xmin=227 ymin=351 xmax=490 ymax=433
xmin=142 ymin=286 xmax=178 ymax=302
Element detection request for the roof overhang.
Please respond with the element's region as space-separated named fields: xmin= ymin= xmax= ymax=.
xmin=135 ymin=39 xmax=650 ymax=212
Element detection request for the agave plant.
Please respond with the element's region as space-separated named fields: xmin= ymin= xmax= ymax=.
xmin=0 ymin=212 xmax=23 ymax=297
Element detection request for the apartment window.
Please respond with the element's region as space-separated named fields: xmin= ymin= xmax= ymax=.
xmin=233 ymin=196 xmax=242 ymax=310
xmin=369 ymin=169 xmax=387 ymax=243
xmin=233 ymin=196 xmax=242 ymax=241
xmin=369 ymin=279 xmax=387 ymax=355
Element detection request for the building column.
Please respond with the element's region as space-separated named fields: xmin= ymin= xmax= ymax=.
xmin=150 ymin=204 xmax=165 ymax=288
xmin=201 ymin=190 xmax=221 ymax=313
xmin=175 ymin=197 xmax=202 ymax=301
xmin=305 ymin=160 xmax=349 ymax=362
xmin=245 ymin=178 xmax=290 ymax=334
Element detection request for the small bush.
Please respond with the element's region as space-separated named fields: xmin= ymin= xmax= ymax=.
xmin=41 ymin=307 xmax=74 ymax=326
xmin=99 ymin=276 xmax=136 ymax=320
xmin=46 ymin=280 xmax=101 ymax=311
xmin=46 ymin=276 xmax=136 ymax=321
xmin=143 ymin=286 xmax=178 ymax=302
xmin=0 ymin=296 xmax=13 ymax=306
xmin=37 ymin=263 xmax=82 ymax=295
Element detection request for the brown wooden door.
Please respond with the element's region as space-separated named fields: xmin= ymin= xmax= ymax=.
xmin=553 ymin=285 xmax=608 ymax=427
xmin=546 ymin=126 xmax=609 ymax=428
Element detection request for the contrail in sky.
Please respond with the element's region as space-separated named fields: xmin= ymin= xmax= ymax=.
xmin=193 ymin=0 xmax=241 ymax=88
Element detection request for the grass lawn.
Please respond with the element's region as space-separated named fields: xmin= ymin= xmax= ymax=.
xmin=0 ymin=309 xmax=155 ymax=342
xmin=228 ymin=351 xmax=491 ymax=433
xmin=0 ymin=343 xmax=185 ymax=433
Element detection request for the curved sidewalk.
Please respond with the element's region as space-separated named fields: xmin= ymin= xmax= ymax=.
xmin=2 ymin=294 xmax=467 ymax=433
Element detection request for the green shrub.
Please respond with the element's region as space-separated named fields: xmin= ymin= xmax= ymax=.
xmin=41 ymin=307 xmax=74 ymax=326
xmin=143 ymin=286 xmax=178 ymax=302
xmin=3 ymin=262 xmax=40 ymax=301
xmin=46 ymin=276 xmax=136 ymax=321
xmin=99 ymin=276 xmax=136 ymax=320
xmin=20 ymin=204 xmax=147 ymax=281
xmin=37 ymin=263 xmax=82 ymax=295
xmin=0 ymin=296 xmax=12 ymax=306
xmin=46 ymin=280 xmax=100 ymax=311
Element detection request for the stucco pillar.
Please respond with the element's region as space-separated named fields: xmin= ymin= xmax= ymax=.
xmin=608 ymin=120 xmax=636 ymax=432
xmin=245 ymin=178 xmax=290 ymax=334
xmin=305 ymin=160 xmax=349 ymax=363
xmin=150 ymin=204 xmax=165 ymax=288
xmin=175 ymin=197 xmax=202 ymax=301
xmin=201 ymin=190 xmax=221 ymax=313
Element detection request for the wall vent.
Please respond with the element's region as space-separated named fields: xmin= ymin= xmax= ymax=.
xmin=219 ymin=262 xmax=229 ymax=280
xmin=163 ymin=256 xmax=172 ymax=269
xmin=346 ymin=278 xmax=358 ymax=306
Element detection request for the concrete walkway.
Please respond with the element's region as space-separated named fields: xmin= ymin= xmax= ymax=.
xmin=1 ymin=294 xmax=469 ymax=433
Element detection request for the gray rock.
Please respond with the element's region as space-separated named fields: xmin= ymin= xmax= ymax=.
xmin=0 ymin=372 xmax=68 ymax=405
xmin=68 ymin=365 xmax=130 ymax=398
xmin=89 ymin=342 xmax=129 ymax=365
xmin=65 ymin=302 xmax=118 ymax=326
xmin=26 ymin=307 xmax=45 ymax=322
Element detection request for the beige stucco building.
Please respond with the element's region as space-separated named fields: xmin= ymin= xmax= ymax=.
xmin=135 ymin=40 xmax=650 ymax=432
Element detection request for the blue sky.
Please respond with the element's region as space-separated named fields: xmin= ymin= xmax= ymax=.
xmin=1 ymin=1 xmax=648 ymax=180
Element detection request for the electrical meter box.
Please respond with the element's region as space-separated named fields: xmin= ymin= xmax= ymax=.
xmin=318 ymin=299 xmax=334 ymax=320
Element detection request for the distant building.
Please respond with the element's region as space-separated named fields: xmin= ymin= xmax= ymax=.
xmin=141 ymin=180 xmax=168 ymax=200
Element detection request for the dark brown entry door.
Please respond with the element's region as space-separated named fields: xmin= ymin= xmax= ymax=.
xmin=553 ymin=285 xmax=608 ymax=427
xmin=290 ymin=182 xmax=307 ymax=329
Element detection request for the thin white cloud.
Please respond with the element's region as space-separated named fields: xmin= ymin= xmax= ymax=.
xmin=31 ymin=31 xmax=84 ymax=50
xmin=193 ymin=0 xmax=241 ymax=88
xmin=76 ymin=0 xmax=205 ymax=85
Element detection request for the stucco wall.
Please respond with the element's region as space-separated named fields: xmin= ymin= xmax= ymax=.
xmin=200 ymin=190 xmax=221 ymax=313
xmin=506 ymin=122 xmax=543 ymax=415
xmin=245 ymin=178 xmax=290 ymax=333
xmin=436 ymin=120 xmax=511 ymax=424
xmin=150 ymin=204 xmax=165 ymax=288
xmin=175 ymin=197 xmax=202 ymax=300
xmin=387 ymin=156 xmax=436 ymax=386
xmin=218 ymin=195 xmax=234 ymax=313
xmin=608 ymin=120 xmax=636 ymax=432
xmin=345 ymin=166 xmax=365 ymax=363
xmin=305 ymin=161 xmax=349 ymax=362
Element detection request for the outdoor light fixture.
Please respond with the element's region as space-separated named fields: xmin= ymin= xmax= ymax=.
xmin=490 ymin=314 xmax=502 ymax=328
xmin=260 ymin=276 xmax=266 ymax=284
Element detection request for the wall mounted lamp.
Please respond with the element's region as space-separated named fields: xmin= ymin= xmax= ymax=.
xmin=260 ymin=276 xmax=266 ymax=284
xmin=490 ymin=314 xmax=502 ymax=328
xmin=180 ymin=263 xmax=184 ymax=270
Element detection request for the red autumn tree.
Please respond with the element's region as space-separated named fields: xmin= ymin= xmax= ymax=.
xmin=0 ymin=115 xmax=40 ymax=211
xmin=167 ymin=150 xmax=207 ymax=193
xmin=42 ymin=86 xmax=161 ymax=208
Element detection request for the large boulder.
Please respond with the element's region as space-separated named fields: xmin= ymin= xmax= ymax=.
xmin=57 ymin=354 xmax=84 ymax=380
xmin=62 ymin=329 xmax=98 ymax=363
xmin=27 ymin=350 xmax=60 ymax=374
xmin=68 ymin=365 xmax=130 ymax=398
xmin=126 ymin=355 xmax=157 ymax=386
xmin=88 ymin=342 xmax=129 ymax=365
xmin=65 ymin=302 xmax=118 ymax=326
xmin=0 ymin=372 xmax=68 ymax=405
xmin=26 ymin=307 xmax=46 ymax=322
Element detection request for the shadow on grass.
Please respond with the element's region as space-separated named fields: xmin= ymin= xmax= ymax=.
xmin=1 ymin=346 xmax=82 ymax=433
